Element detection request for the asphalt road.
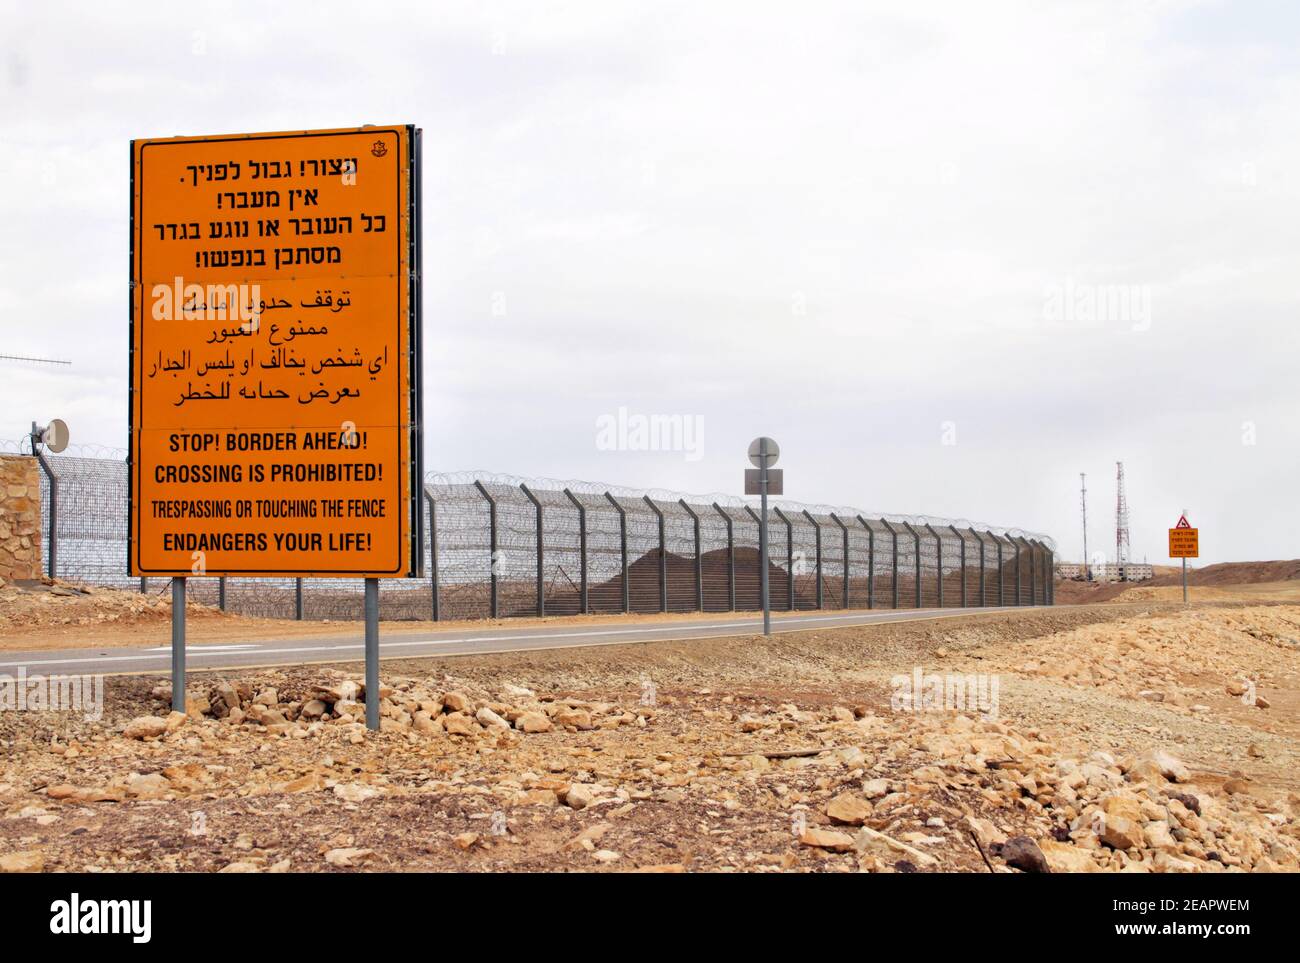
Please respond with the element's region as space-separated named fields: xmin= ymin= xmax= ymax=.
xmin=0 ymin=606 xmax=1037 ymax=677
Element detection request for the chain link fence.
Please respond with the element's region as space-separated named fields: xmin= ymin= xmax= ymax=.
xmin=3 ymin=440 xmax=1056 ymax=620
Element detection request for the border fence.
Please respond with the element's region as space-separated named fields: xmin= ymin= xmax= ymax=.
xmin=6 ymin=442 xmax=1056 ymax=621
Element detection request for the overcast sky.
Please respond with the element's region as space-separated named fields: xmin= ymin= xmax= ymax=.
xmin=1 ymin=0 xmax=1297 ymax=565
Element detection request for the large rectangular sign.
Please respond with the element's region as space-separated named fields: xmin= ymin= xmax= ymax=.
xmin=129 ymin=125 xmax=423 ymax=577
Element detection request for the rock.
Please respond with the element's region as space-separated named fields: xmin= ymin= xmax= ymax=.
xmin=592 ymin=849 xmax=621 ymax=863
xmin=1000 ymin=835 xmax=1049 ymax=873
xmin=1127 ymin=749 xmax=1190 ymax=784
xmin=852 ymin=827 xmax=939 ymax=867
xmin=443 ymin=713 xmax=478 ymax=736
xmin=553 ymin=707 xmax=594 ymax=730
xmin=1039 ymin=840 xmax=1099 ymax=873
xmin=475 ymin=706 xmax=509 ymax=729
xmin=1143 ymin=821 xmax=1178 ymax=852
xmin=1099 ymin=814 xmax=1143 ymax=851
xmin=965 ymin=815 xmax=1008 ymax=849
xmin=324 ymin=847 xmax=374 ymax=867
xmin=0 ymin=851 xmax=44 ymax=873
xmin=412 ymin=711 xmax=442 ymax=735
xmin=825 ymin=793 xmax=872 ymax=825
xmin=1254 ymin=695 xmax=1271 ymax=709
xmin=861 ymin=778 xmax=890 ymax=799
xmin=122 ymin=716 xmax=168 ymax=740
xmin=253 ymin=688 xmax=278 ymax=707
xmin=333 ymin=783 xmax=380 ymax=804
xmin=126 ymin=773 xmax=170 ymax=799
xmin=219 ymin=861 xmax=261 ymax=873
xmin=799 ymin=827 xmax=855 ymax=852
xmin=565 ymin=784 xmax=595 ymax=810
xmin=453 ymin=832 xmax=478 ymax=850
xmin=300 ymin=699 xmax=328 ymax=720
xmin=515 ymin=711 xmax=552 ymax=733
xmin=1222 ymin=778 xmax=1250 ymax=796
xmin=441 ymin=691 xmax=471 ymax=713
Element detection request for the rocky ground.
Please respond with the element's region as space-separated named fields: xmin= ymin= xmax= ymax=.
xmin=1 ymin=602 xmax=1297 ymax=873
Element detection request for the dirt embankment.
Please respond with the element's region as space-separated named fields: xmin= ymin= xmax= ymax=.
xmin=1 ymin=603 xmax=1297 ymax=873
xmin=1055 ymin=559 xmax=1300 ymax=607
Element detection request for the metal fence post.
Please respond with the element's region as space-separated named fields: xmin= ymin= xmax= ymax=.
xmin=521 ymin=484 xmax=544 ymax=616
xmin=1011 ymin=535 xmax=1022 ymax=606
xmin=295 ymin=578 xmax=304 ymax=620
xmin=426 ymin=490 xmax=439 ymax=621
xmin=474 ymin=480 xmax=499 ymax=618
xmin=971 ymin=529 xmax=986 ymax=607
xmin=605 ymin=492 xmax=629 ymax=613
xmin=902 ymin=522 xmax=922 ymax=608
xmin=1028 ymin=538 xmax=1038 ymax=605
xmin=33 ymin=444 xmax=58 ymax=578
xmin=881 ymin=520 xmax=899 ymax=609
xmin=744 ymin=504 xmax=762 ymax=610
xmin=218 ymin=576 xmax=227 ymax=612
xmin=996 ymin=533 xmax=1006 ymax=605
xmin=772 ymin=507 xmax=795 ymax=610
xmin=949 ymin=525 xmax=966 ymax=607
xmin=643 ymin=496 xmax=667 ymax=612
xmin=139 ymin=578 xmax=146 ymax=594
xmin=924 ymin=523 xmax=943 ymax=608
xmin=564 ymin=489 xmax=588 ymax=613
xmin=857 ymin=516 xmax=874 ymax=609
xmin=681 ymin=500 xmax=704 ymax=612
xmin=802 ymin=511 xmax=824 ymax=609
xmin=1045 ymin=542 xmax=1054 ymax=605
xmin=830 ymin=514 xmax=849 ymax=608
xmin=714 ymin=503 xmax=735 ymax=611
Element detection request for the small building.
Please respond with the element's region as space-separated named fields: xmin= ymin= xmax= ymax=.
xmin=1055 ymin=561 xmax=1152 ymax=582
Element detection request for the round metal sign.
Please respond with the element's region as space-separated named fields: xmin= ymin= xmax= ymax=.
xmin=747 ymin=436 xmax=780 ymax=468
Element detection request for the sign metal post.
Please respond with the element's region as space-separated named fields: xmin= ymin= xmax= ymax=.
xmin=747 ymin=437 xmax=781 ymax=636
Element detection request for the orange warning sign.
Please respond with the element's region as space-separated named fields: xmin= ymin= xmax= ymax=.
xmin=129 ymin=126 xmax=423 ymax=577
xmin=1168 ymin=522 xmax=1198 ymax=558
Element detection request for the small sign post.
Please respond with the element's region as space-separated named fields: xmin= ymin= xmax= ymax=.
xmin=1168 ymin=513 xmax=1198 ymax=604
xmin=747 ymin=437 xmax=780 ymax=635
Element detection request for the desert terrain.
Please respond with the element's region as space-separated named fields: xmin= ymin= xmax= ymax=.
xmin=1 ymin=570 xmax=1297 ymax=873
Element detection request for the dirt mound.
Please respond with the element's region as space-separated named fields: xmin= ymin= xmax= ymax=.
xmin=0 ymin=577 xmax=227 ymax=629
xmin=1147 ymin=559 xmax=1300 ymax=588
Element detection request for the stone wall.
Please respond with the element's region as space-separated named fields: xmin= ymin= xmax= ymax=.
xmin=0 ymin=455 xmax=42 ymax=581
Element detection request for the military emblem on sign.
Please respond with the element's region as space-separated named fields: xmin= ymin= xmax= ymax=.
xmin=371 ymin=140 xmax=388 ymax=157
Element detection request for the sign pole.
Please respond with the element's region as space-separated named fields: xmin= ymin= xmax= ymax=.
xmin=1182 ymin=557 xmax=1187 ymax=605
xmin=171 ymin=577 xmax=186 ymax=713
xmin=759 ymin=462 xmax=770 ymax=636
xmin=746 ymin=436 xmax=781 ymax=637
xmin=365 ymin=578 xmax=380 ymax=731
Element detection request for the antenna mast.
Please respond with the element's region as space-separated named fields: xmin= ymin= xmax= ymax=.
xmin=1115 ymin=461 xmax=1130 ymax=576
xmin=1080 ymin=472 xmax=1089 ymax=580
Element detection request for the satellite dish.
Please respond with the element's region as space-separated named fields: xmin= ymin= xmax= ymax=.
xmin=42 ymin=419 xmax=69 ymax=453
xmin=747 ymin=436 xmax=780 ymax=468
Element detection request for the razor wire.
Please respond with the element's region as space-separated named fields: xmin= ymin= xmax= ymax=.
xmin=8 ymin=446 xmax=1057 ymax=621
